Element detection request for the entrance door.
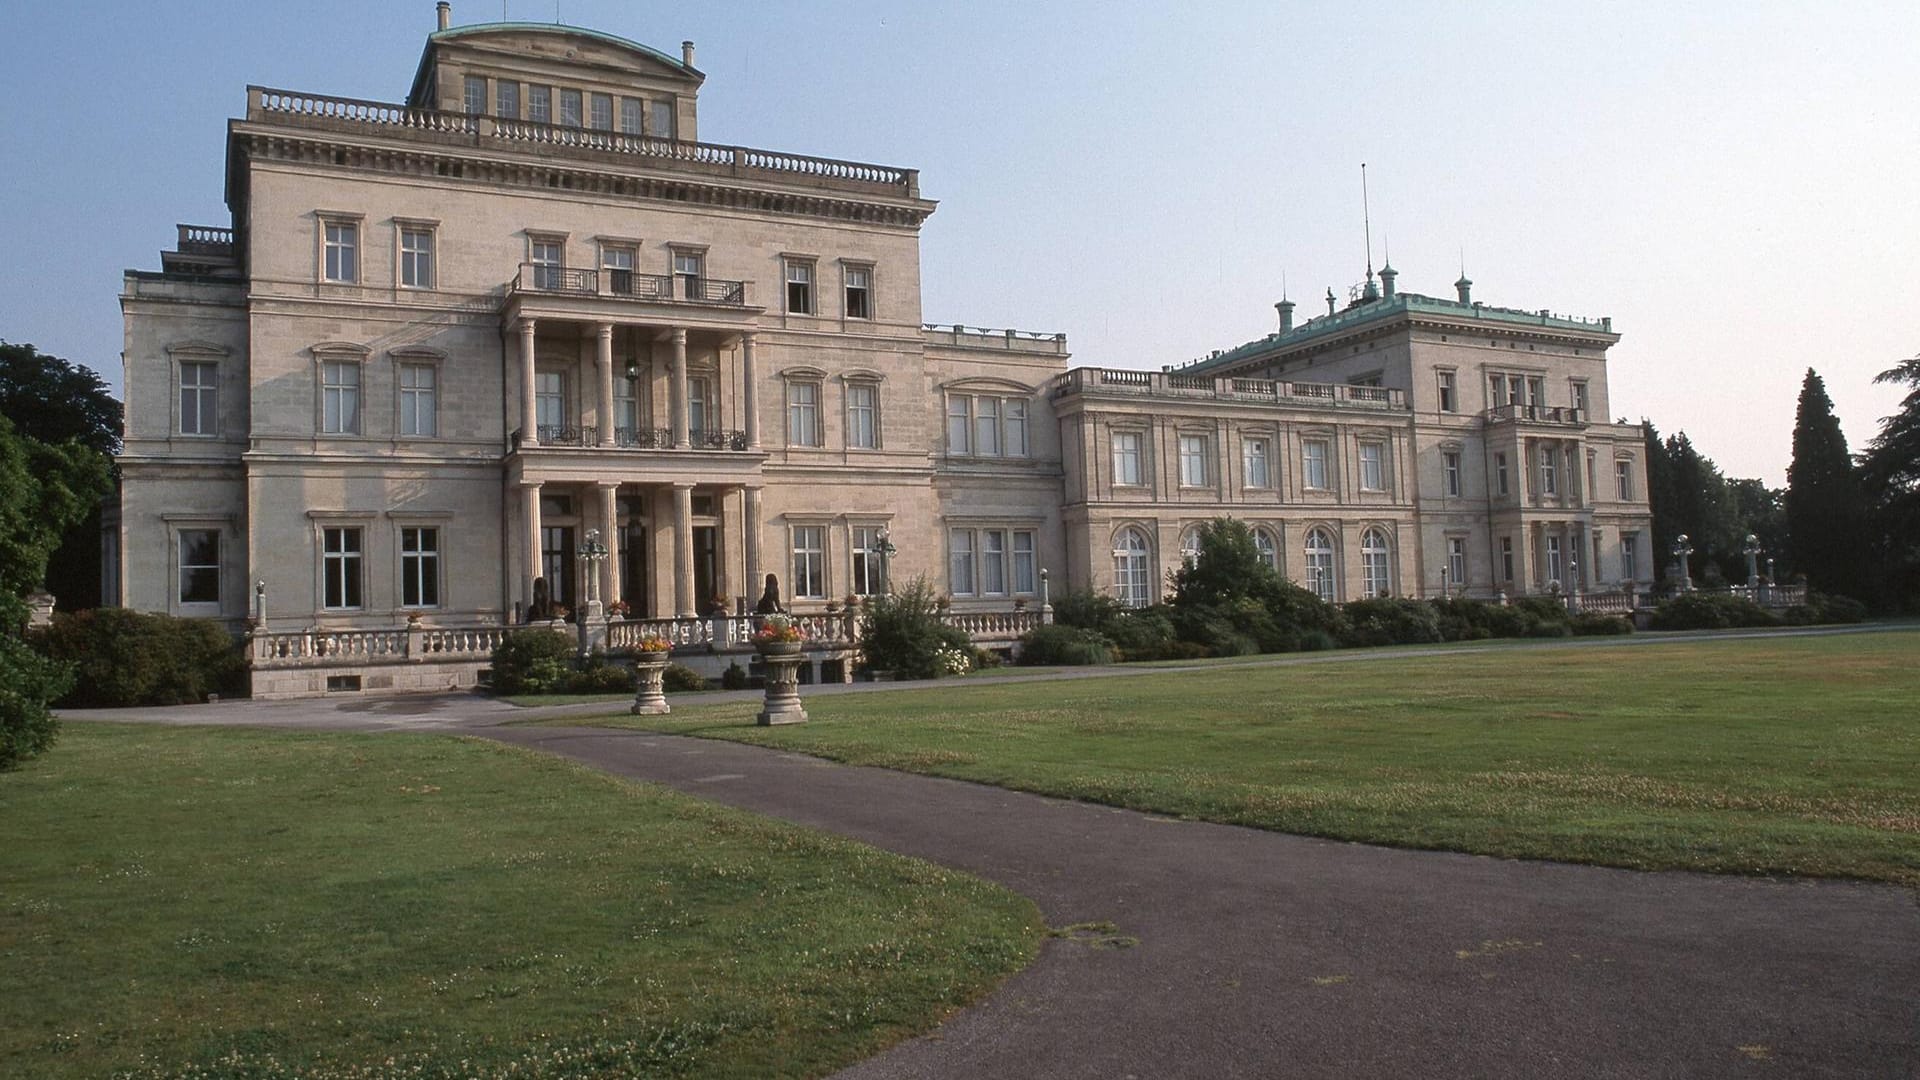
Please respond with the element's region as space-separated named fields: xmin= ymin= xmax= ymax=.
xmin=693 ymin=526 xmax=719 ymax=613
xmin=623 ymin=524 xmax=649 ymax=615
xmin=541 ymin=526 xmax=575 ymax=607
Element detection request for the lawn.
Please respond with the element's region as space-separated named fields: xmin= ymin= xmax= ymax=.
xmin=591 ymin=630 xmax=1920 ymax=886
xmin=0 ymin=724 xmax=1041 ymax=1079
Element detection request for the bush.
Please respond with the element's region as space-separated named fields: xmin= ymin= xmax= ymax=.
xmin=1570 ymin=612 xmax=1633 ymax=636
xmin=1650 ymin=592 xmax=1780 ymax=631
xmin=30 ymin=609 xmax=245 ymax=707
xmin=1018 ymin=624 xmax=1114 ymax=666
xmin=861 ymin=577 xmax=972 ymax=679
xmin=1298 ymin=629 xmax=1339 ymax=652
xmin=1340 ymin=598 xmax=1443 ymax=648
xmin=487 ymin=628 xmax=577 ymax=695
xmin=1 ymin=635 xmax=69 ymax=768
xmin=720 ymin=661 xmax=749 ymax=690
xmin=663 ymin=663 xmax=707 ymax=692
xmin=1052 ymin=588 xmax=1126 ymax=632
xmin=570 ymin=656 xmax=634 ymax=693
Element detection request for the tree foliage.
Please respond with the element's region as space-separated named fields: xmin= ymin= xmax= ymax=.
xmin=1860 ymin=352 xmax=1920 ymax=608
xmin=0 ymin=341 xmax=121 ymax=456
xmin=1785 ymin=369 xmax=1870 ymax=599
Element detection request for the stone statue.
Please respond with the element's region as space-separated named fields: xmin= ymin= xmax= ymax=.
xmin=754 ymin=573 xmax=784 ymax=615
xmin=528 ymin=576 xmax=552 ymax=622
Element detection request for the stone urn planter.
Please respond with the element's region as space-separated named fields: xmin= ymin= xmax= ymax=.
xmin=630 ymin=650 xmax=671 ymax=715
xmin=754 ymin=640 xmax=807 ymax=725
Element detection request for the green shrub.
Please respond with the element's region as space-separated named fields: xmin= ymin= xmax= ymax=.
xmin=1018 ymin=624 xmax=1114 ymax=666
xmin=1570 ymin=612 xmax=1633 ymax=636
xmin=1298 ymin=629 xmax=1339 ymax=652
xmin=487 ymin=628 xmax=577 ymax=695
xmin=720 ymin=661 xmax=749 ymax=690
xmin=1052 ymin=588 xmax=1126 ymax=631
xmin=1651 ymin=592 xmax=1780 ymax=631
xmin=570 ymin=657 xmax=634 ymax=693
xmin=30 ymin=609 xmax=245 ymax=707
xmin=1340 ymin=598 xmax=1443 ymax=648
xmin=1 ymin=635 xmax=69 ymax=768
xmin=861 ymin=577 xmax=972 ymax=679
xmin=663 ymin=663 xmax=707 ymax=692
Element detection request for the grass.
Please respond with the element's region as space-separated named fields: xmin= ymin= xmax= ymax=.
xmin=0 ymin=724 xmax=1042 ymax=1079
xmin=587 ymin=630 xmax=1920 ymax=886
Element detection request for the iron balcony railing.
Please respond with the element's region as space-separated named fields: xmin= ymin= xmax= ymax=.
xmin=512 ymin=426 xmax=753 ymax=452
xmin=511 ymin=263 xmax=748 ymax=306
xmin=536 ymin=424 xmax=596 ymax=446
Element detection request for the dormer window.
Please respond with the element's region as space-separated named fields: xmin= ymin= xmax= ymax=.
xmin=463 ymin=76 xmax=486 ymax=115
xmin=620 ymin=96 xmax=642 ymax=134
xmin=590 ymin=93 xmax=613 ymax=130
xmin=649 ymin=98 xmax=675 ymax=139
xmin=528 ymin=85 xmax=551 ymax=123
xmin=559 ymin=88 xmax=583 ymax=127
xmin=496 ymin=80 xmax=519 ymax=119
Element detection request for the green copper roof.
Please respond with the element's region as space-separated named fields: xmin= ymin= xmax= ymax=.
xmin=1180 ymin=291 xmax=1615 ymax=376
xmin=428 ymin=22 xmax=697 ymax=75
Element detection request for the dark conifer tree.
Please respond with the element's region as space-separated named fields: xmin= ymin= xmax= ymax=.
xmin=1785 ymin=369 xmax=1869 ymax=599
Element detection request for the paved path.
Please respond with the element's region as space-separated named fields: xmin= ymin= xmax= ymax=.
xmin=485 ymin=726 xmax=1919 ymax=1080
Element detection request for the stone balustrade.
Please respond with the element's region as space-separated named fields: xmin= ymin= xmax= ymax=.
xmin=1051 ymin=368 xmax=1408 ymax=410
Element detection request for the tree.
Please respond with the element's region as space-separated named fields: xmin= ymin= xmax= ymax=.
xmin=1860 ymin=352 xmax=1920 ymax=609
xmin=1644 ymin=423 xmax=1745 ymax=584
xmin=1786 ymin=369 xmax=1870 ymax=600
xmin=0 ymin=342 xmax=121 ymax=609
xmin=1726 ymin=478 xmax=1789 ymax=577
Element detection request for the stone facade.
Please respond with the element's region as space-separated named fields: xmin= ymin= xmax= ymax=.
xmin=114 ymin=14 xmax=1652 ymax=647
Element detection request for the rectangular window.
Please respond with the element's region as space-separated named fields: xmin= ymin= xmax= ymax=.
xmin=785 ymin=260 xmax=814 ymax=314
xmin=620 ymin=96 xmax=642 ymax=134
xmin=322 ymin=526 xmax=363 ymax=610
xmin=1359 ymin=442 xmax=1385 ymax=491
xmin=1243 ymin=438 xmax=1270 ymax=488
xmin=946 ymin=395 xmax=971 ymax=455
xmin=649 ymin=98 xmax=675 ymax=138
xmin=948 ymin=529 xmax=975 ymax=596
xmin=1444 ymin=450 xmax=1461 ymax=496
xmin=463 ymin=75 xmax=486 ymax=115
xmin=178 ymin=529 xmax=220 ymax=605
xmin=1616 ymin=460 xmax=1633 ymax=501
xmin=1179 ymin=434 xmax=1208 ymax=486
xmin=321 ymin=361 xmax=361 ymax=434
xmin=535 ymin=371 xmax=565 ymax=434
xmin=791 ymin=526 xmax=825 ymax=600
xmin=1489 ymin=373 xmax=1506 ymax=409
xmin=982 ymin=531 xmax=1008 ymax=595
xmin=323 ymin=221 xmax=357 ymax=283
xmin=1528 ymin=376 xmax=1546 ymax=408
xmin=602 ymin=244 xmax=635 ymax=295
xmin=1546 ymin=535 xmax=1563 ymax=584
xmin=1438 ymin=370 xmax=1458 ymax=412
xmin=673 ymin=250 xmax=704 ymax=299
xmin=399 ymin=364 xmax=436 ymax=437
xmin=1112 ymin=431 xmax=1142 ymax=486
xmin=399 ymin=227 xmax=434 ymax=289
xmin=1013 ymin=531 xmax=1037 ymax=594
xmin=559 ymin=88 xmax=583 ymax=127
xmin=530 ymin=238 xmax=563 ymax=290
xmin=497 ymin=80 xmax=520 ymax=119
xmin=687 ymin=376 xmax=710 ymax=437
xmin=1004 ymin=400 xmax=1029 ymax=457
xmin=401 ymin=527 xmax=440 ymax=608
xmin=787 ymin=381 xmax=821 ymax=447
xmin=1621 ymin=535 xmax=1638 ymax=581
xmin=847 ymin=383 xmax=878 ymax=449
xmin=1447 ymin=537 xmax=1467 ymax=588
xmin=1501 ymin=536 xmax=1515 ymax=582
xmin=1541 ymin=447 xmax=1558 ymax=495
xmin=1496 ymin=452 xmax=1510 ymax=496
xmin=179 ymin=361 xmax=217 ymax=436
xmin=528 ymin=85 xmax=551 ymax=123
xmin=974 ymin=397 xmax=1001 ymax=457
xmin=1303 ymin=438 xmax=1330 ymax=490
xmin=589 ymin=92 xmax=613 ymax=130
xmin=851 ymin=525 xmax=886 ymax=596
xmin=844 ymin=265 xmax=872 ymax=319
xmin=1571 ymin=380 xmax=1590 ymax=416
xmin=614 ymin=376 xmax=638 ymax=435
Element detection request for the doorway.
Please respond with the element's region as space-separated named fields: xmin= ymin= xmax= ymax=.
xmin=623 ymin=523 xmax=649 ymax=615
xmin=693 ymin=526 xmax=719 ymax=613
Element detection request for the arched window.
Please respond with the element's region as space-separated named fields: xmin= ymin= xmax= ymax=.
xmin=1113 ymin=527 xmax=1152 ymax=607
xmin=1178 ymin=525 xmax=1204 ymax=567
xmin=1252 ymin=527 xmax=1278 ymax=572
xmin=1305 ymin=528 xmax=1335 ymax=602
xmin=1362 ymin=527 xmax=1392 ymax=597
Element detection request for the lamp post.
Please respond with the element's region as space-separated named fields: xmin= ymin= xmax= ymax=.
xmin=1742 ymin=533 xmax=1762 ymax=591
xmin=1039 ymin=567 xmax=1052 ymax=623
xmin=1566 ymin=558 xmax=1579 ymax=613
xmin=1672 ymin=533 xmax=1694 ymax=593
xmin=1440 ymin=565 xmax=1450 ymax=599
xmin=576 ymin=528 xmax=609 ymax=619
xmin=254 ymin=579 xmax=267 ymax=628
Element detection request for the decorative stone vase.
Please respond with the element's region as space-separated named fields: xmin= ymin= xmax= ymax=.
xmin=630 ymin=651 xmax=670 ymax=715
xmin=755 ymin=642 xmax=808 ymax=725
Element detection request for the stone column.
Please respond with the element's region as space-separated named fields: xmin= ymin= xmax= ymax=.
xmin=595 ymin=323 xmax=616 ymax=447
xmin=1516 ymin=521 xmax=1535 ymax=593
xmin=670 ymin=328 xmax=690 ymax=449
xmin=598 ymin=481 xmax=620 ymax=604
xmin=518 ymin=318 xmax=539 ymax=446
xmin=672 ymin=481 xmax=696 ymax=617
xmin=740 ymin=332 xmax=760 ymax=449
xmin=743 ymin=485 xmax=763 ymax=598
xmin=522 ymin=480 xmax=543 ymax=611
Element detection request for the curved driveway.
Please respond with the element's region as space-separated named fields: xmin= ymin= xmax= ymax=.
xmin=485 ymin=725 xmax=1918 ymax=1079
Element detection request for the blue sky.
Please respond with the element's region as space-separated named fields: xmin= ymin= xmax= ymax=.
xmin=3 ymin=1 xmax=1915 ymax=484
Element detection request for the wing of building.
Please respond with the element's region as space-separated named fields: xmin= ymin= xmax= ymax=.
xmin=112 ymin=8 xmax=1653 ymax=692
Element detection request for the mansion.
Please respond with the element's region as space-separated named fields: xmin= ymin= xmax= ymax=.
xmin=113 ymin=7 xmax=1654 ymax=637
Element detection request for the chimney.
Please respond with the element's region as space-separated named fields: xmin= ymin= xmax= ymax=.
xmin=1379 ymin=263 xmax=1397 ymax=299
xmin=1275 ymin=298 xmax=1295 ymax=333
xmin=1454 ymin=274 xmax=1473 ymax=305
xmin=682 ymin=40 xmax=696 ymax=68
xmin=436 ymin=2 xmax=450 ymax=31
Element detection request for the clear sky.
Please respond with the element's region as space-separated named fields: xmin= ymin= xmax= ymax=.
xmin=3 ymin=1 xmax=1914 ymax=485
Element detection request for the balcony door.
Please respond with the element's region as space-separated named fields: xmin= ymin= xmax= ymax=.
xmin=693 ymin=526 xmax=719 ymax=613
xmin=541 ymin=526 xmax=575 ymax=608
xmin=622 ymin=523 xmax=649 ymax=616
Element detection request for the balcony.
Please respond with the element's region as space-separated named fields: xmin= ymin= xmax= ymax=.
xmin=1486 ymin=404 xmax=1588 ymax=426
xmin=517 ymin=426 xmax=752 ymax=452
xmin=510 ymin=264 xmax=749 ymax=306
xmin=1051 ymin=367 xmax=1408 ymax=410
